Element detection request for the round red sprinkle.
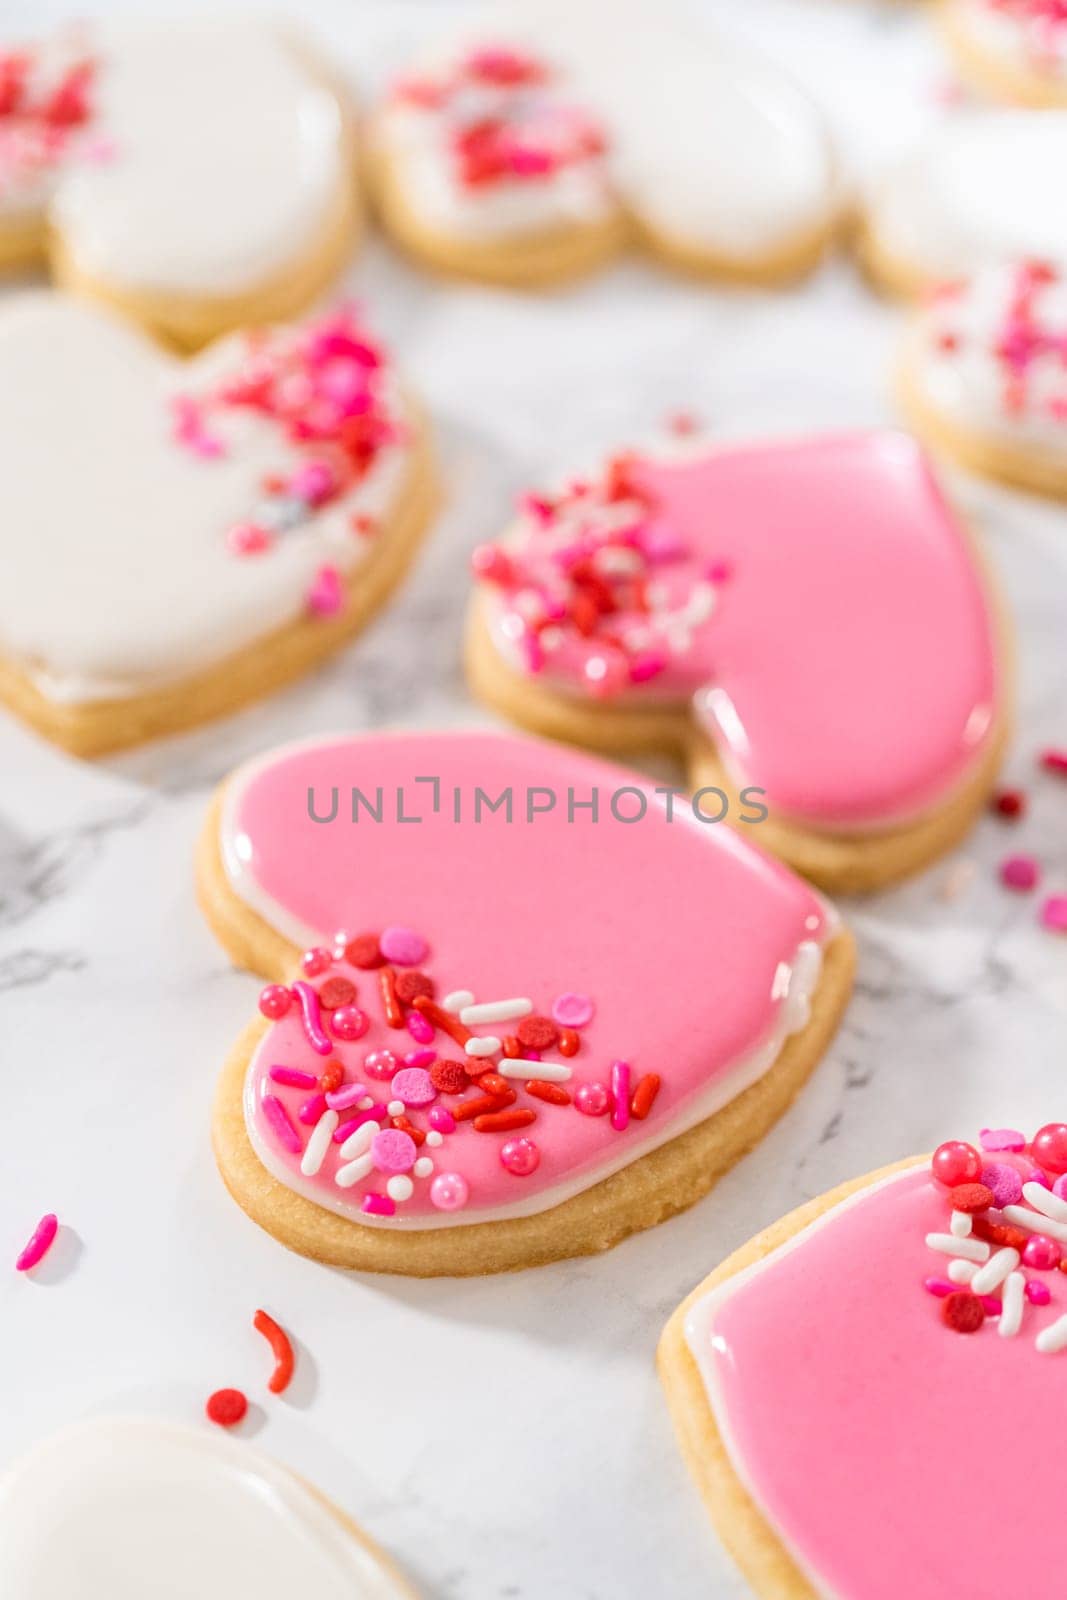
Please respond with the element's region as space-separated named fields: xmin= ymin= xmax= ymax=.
xmin=430 ymin=1058 xmax=469 ymax=1095
xmin=931 ymin=1141 xmax=982 ymax=1188
xmin=345 ymin=934 xmax=383 ymax=969
xmin=949 ymin=1182 xmax=995 ymax=1214
xmin=942 ymin=1292 xmax=984 ymax=1333
xmin=992 ymin=788 xmax=1026 ymax=820
xmin=319 ymin=1061 xmax=344 ymax=1094
xmin=395 ymin=970 xmax=434 ymax=1004
xmin=318 ymin=976 xmax=356 ymax=1011
xmin=517 ymin=1015 xmax=558 ymax=1051
xmin=206 ymin=1388 xmax=248 ymax=1427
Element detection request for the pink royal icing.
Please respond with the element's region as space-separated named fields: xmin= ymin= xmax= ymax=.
xmin=476 ymin=432 xmax=1000 ymax=829
xmin=687 ymin=1143 xmax=1067 ymax=1599
xmin=221 ymin=733 xmax=836 ymax=1228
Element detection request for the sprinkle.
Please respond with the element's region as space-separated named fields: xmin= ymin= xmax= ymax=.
xmin=430 ymin=1059 xmax=469 ymax=1095
xmin=307 ymin=564 xmax=345 ymax=617
xmin=1023 ymin=1235 xmax=1061 ymax=1271
xmin=525 ymin=1079 xmax=571 ymax=1106
xmin=325 ymin=1082 xmax=370 ymax=1112
xmin=298 ymin=1093 xmax=328 ymax=1125
xmin=610 ymin=1061 xmax=631 ymax=1132
xmin=1023 ymin=1181 xmax=1067 ymax=1224
xmin=453 ymin=1091 xmax=516 ymax=1122
xmin=473 ymin=1108 xmax=538 ymax=1133
xmin=301 ymin=947 xmax=332 ymax=977
xmin=925 ymin=1232 xmax=990 ymax=1262
xmin=1040 ymin=748 xmax=1067 ymax=777
xmin=971 ymin=1217 xmax=1029 ymax=1251
xmin=345 ymin=934 xmax=383 ymax=969
xmin=259 ymin=984 xmax=292 ymax=1020
xmin=338 ymin=1121 xmax=380 ymax=1161
xmin=386 ymin=1175 xmax=414 ymax=1202
xmin=262 ymin=1096 xmax=302 ymax=1154
xmin=269 ymin=1066 xmax=319 ymax=1090
xmin=318 ymin=1062 xmax=344 ymax=1094
xmin=942 ymin=1292 xmax=985 ymax=1333
xmin=1000 ymin=854 xmax=1039 ymax=891
xmin=318 ymin=976 xmax=356 ymax=1010
xmin=630 ymin=1073 xmax=661 ymax=1121
xmin=387 ymin=1099 xmax=405 ymax=1117
xmin=429 ymin=1107 xmax=456 ymax=1134
xmin=395 ymin=970 xmax=434 ymax=1004
xmin=376 ymin=966 xmax=403 ymax=1028
xmin=362 ymin=1193 xmax=396 ymax=1218
xmin=574 ymin=1082 xmax=612 ymax=1117
xmin=442 ymin=990 xmax=475 ymax=1013
xmin=992 ymin=788 xmax=1026 ymax=819
xmin=1040 ymin=895 xmax=1067 ymax=934
xmin=500 ymin=1137 xmax=540 ymax=1175
xmin=15 ymin=1214 xmax=58 ymax=1273
xmin=475 ymin=1073 xmax=513 ymax=1098
xmin=253 ymin=1309 xmax=295 ymax=1395
xmin=300 ymin=1109 xmax=339 ymax=1177
xmin=406 ymin=1010 xmax=435 ymax=1044
xmin=980 ymin=1127 xmax=1027 ymax=1152
xmin=379 ymin=926 xmax=429 ymax=966
xmin=460 ymin=998 xmax=533 ymax=1025
xmin=999 ymin=1272 xmax=1025 ymax=1338
xmin=429 ymin=1172 xmax=469 ymax=1211
xmin=426 ymin=1130 xmax=444 ymax=1147
xmin=950 ymin=1210 xmax=973 ymax=1238
xmin=1003 ymin=1205 xmax=1067 ymax=1243
xmin=551 ymin=993 xmax=595 ymax=1029
xmin=1028 ymin=1280 xmax=1053 ymax=1306
xmin=371 ymin=1128 xmax=418 ymax=1173
xmin=924 ymin=1277 xmax=955 ymax=1297
xmin=335 ymin=1152 xmax=374 ymax=1188
xmin=948 ymin=1259 xmax=977 ymax=1284
xmin=390 ymin=1067 xmax=437 ymax=1107
xmin=1035 ymin=1313 xmax=1067 ymax=1354
xmin=291 ymin=981 xmax=332 ymax=1056
xmin=517 ymin=1015 xmax=559 ymax=1050
xmin=465 ymin=1036 xmax=501 ymax=1058
xmin=413 ymin=1157 xmax=434 ymax=1178
xmin=364 ymin=1049 xmax=398 ymax=1082
xmin=330 ymin=1005 xmax=369 ymax=1041
xmin=971 ymin=1247 xmax=1020 ymax=1295
xmin=404 ymin=1048 xmax=436 ymax=1069
xmin=414 ymin=997 xmax=471 ymax=1047
xmin=206 ymin=1389 xmax=248 ymax=1427
xmin=496 ymin=1058 xmax=571 ymax=1083
xmin=949 ymin=1182 xmax=995 ymax=1213
xmin=980 ymin=1164 xmax=1023 ymax=1208
xmin=558 ymin=1028 xmax=580 ymax=1057
xmin=333 ymin=1106 xmax=387 ymax=1143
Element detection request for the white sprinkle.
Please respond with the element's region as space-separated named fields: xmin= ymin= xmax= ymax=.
xmin=338 ymin=1120 xmax=379 ymax=1160
xmin=357 ymin=1096 xmax=374 ymax=1111
xmin=413 ymin=1157 xmax=434 ymax=1179
xmin=335 ymin=1152 xmax=374 ymax=1188
xmin=495 ymin=1058 xmax=572 ymax=1083
xmin=443 ymin=990 xmax=475 ymax=1014
xmin=925 ymin=1232 xmax=990 ymax=1262
xmin=948 ymin=1259 xmax=977 ymax=1284
xmin=387 ymin=1099 xmax=405 ymax=1117
xmin=950 ymin=1210 xmax=973 ymax=1238
xmin=971 ymin=1246 xmax=1019 ymax=1295
xmin=460 ymin=998 xmax=533 ymax=1026
xmin=300 ymin=1109 xmax=339 ymax=1177
xmin=1023 ymin=1181 xmax=1067 ymax=1225
xmin=425 ymin=1130 xmax=443 ymax=1148
xmin=465 ymin=1036 xmax=500 ymax=1058
xmin=683 ymin=581 xmax=716 ymax=626
xmin=1036 ymin=1313 xmax=1067 ymax=1355
xmin=999 ymin=1272 xmax=1025 ymax=1338
xmin=387 ymin=1175 xmax=414 ymax=1203
xmin=1003 ymin=1205 xmax=1067 ymax=1244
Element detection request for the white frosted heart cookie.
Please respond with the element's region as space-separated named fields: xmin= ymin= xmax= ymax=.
xmin=899 ymin=257 xmax=1067 ymax=498
xmin=860 ymin=110 xmax=1067 ymax=297
xmin=939 ymin=0 xmax=1067 ymax=108
xmin=369 ymin=23 xmax=837 ymax=288
xmin=0 ymin=1417 xmax=416 ymax=1598
xmin=0 ymin=295 xmax=436 ymax=756
xmin=464 ymin=430 xmax=1007 ymax=892
xmin=0 ymin=20 xmax=358 ymax=347
xmin=197 ymin=730 xmax=853 ymax=1276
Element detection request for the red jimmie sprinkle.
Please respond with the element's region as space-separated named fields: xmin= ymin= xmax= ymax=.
xmin=345 ymin=934 xmax=383 ymax=969
xmin=948 ymin=1182 xmax=995 ymax=1214
xmin=942 ymin=1292 xmax=984 ymax=1333
xmin=390 ymin=1115 xmax=426 ymax=1146
xmin=377 ymin=966 xmax=404 ymax=1028
xmin=317 ymin=976 xmax=356 ymax=1011
xmin=525 ymin=1079 xmax=571 ymax=1106
xmin=991 ymin=789 xmax=1026 ymax=820
xmin=318 ymin=1061 xmax=344 ymax=1094
xmin=629 ymin=1073 xmax=661 ymax=1121
xmin=558 ymin=1028 xmax=580 ymax=1057
xmin=475 ymin=1073 xmax=513 ymax=1098
xmin=413 ymin=996 xmax=472 ymax=1047
xmin=517 ymin=1015 xmax=558 ymax=1050
xmin=206 ymin=1388 xmax=248 ymax=1427
xmin=1041 ymin=749 xmax=1067 ymax=777
xmin=395 ymin=969 xmax=434 ymax=1004
xmin=971 ymin=1216 xmax=1029 ymax=1252
xmin=430 ymin=1058 xmax=469 ymax=1095
xmin=473 ymin=1108 xmax=538 ymax=1134
xmin=452 ymin=1090 xmax=516 ymax=1123
xmin=502 ymin=1035 xmax=522 ymax=1059
xmin=253 ymin=1309 xmax=295 ymax=1395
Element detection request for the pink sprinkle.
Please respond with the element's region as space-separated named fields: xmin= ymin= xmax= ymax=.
xmin=298 ymin=1092 xmax=328 ymax=1125
xmin=269 ymin=1066 xmax=319 ymax=1090
xmin=706 ymin=559 xmax=733 ymax=584
xmin=1042 ymin=747 xmax=1067 ymax=777
xmin=981 ymin=1163 xmax=1024 ymax=1208
xmin=289 ymin=459 xmax=337 ymax=506
xmin=629 ymin=650 xmax=668 ymax=685
xmin=1000 ymin=853 xmax=1039 ymax=891
xmin=923 ymin=1277 xmax=955 ymax=1297
xmin=307 ymin=564 xmax=345 ymax=618
xmin=406 ymin=1010 xmax=435 ymax=1045
xmin=291 ymin=980 xmax=332 ymax=1055
xmin=429 ymin=1106 xmax=456 ymax=1134
xmin=610 ymin=1060 xmax=631 ymax=1132
xmin=325 ymin=1082 xmax=369 ymax=1112
xmin=371 ymin=1128 xmax=418 ymax=1174
xmin=980 ymin=1295 xmax=1002 ymax=1316
xmin=15 ymin=1214 xmax=58 ymax=1273
xmin=1054 ymin=1174 xmax=1067 ymax=1202
xmin=330 ymin=1005 xmax=369 ymax=1041
xmin=1040 ymin=894 xmax=1067 ymax=933
xmin=261 ymin=1095 xmax=302 ymax=1155
xmin=1023 ymin=1235 xmax=1061 ymax=1271
xmin=226 ymin=521 xmax=272 ymax=556
xmin=404 ymin=1049 xmax=436 ymax=1069
xmin=980 ymin=1127 xmax=1027 ymax=1153
xmin=390 ymin=1067 xmax=437 ymax=1107
xmin=471 ymin=542 xmax=515 ymax=583
xmin=1027 ymin=1280 xmax=1052 ymax=1306
xmin=551 ymin=993 xmax=595 ymax=1030
xmin=333 ymin=1105 xmax=387 ymax=1142
xmin=361 ymin=1193 xmax=396 ymax=1217
xmin=379 ymin=926 xmax=429 ymax=966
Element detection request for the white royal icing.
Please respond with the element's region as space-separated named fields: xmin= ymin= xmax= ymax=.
xmin=868 ymin=113 xmax=1067 ymax=282
xmin=4 ymin=18 xmax=349 ymax=295
xmin=948 ymin=0 xmax=1067 ymax=84
xmin=0 ymin=296 xmax=413 ymax=704
xmin=0 ymin=1417 xmax=411 ymax=1599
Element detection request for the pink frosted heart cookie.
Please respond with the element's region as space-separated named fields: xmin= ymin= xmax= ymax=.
xmin=198 ymin=731 xmax=854 ymax=1275
xmin=465 ymin=429 xmax=1006 ymax=892
xmin=0 ymin=20 xmax=359 ymax=347
xmin=660 ymin=1123 xmax=1067 ymax=1598
xmin=0 ymin=295 xmax=435 ymax=756
xmin=0 ymin=1417 xmax=416 ymax=1598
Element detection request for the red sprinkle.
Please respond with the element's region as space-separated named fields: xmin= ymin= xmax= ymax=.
xmin=452 ymin=1090 xmax=516 ymax=1123
xmin=942 ymin=1292 xmax=985 ymax=1333
xmin=991 ymin=788 xmax=1026 ymax=820
xmin=473 ymin=1108 xmax=537 ymax=1134
xmin=629 ymin=1073 xmax=661 ymax=1121
xmin=949 ymin=1182 xmax=995 ymax=1214
xmin=502 ymin=1035 xmax=522 ymax=1059
xmin=1000 ymin=854 xmax=1039 ymax=892
xmin=253 ymin=1309 xmax=295 ymax=1395
xmin=390 ymin=1115 xmax=426 ymax=1147
xmin=558 ymin=1028 xmax=580 ymax=1057
xmin=378 ymin=966 xmax=404 ymax=1028
xmin=430 ymin=1058 xmax=469 ymax=1095
xmin=345 ymin=934 xmax=383 ymax=969
xmin=1040 ymin=748 xmax=1067 ymax=778
xmin=318 ymin=976 xmax=356 ymax=1010
xmin=517 ymin=1015 xmax=559 ymax=1050
xmin=525 ymin=1079 xmax=571 ymax=1106
xmin=971 ymin=1216 xmax=1029 ymax=1252
xmin=476 ymin=1073 xmax=513 ymax=1098
xmin=413 ymin=997 xmax=472 ymax=1047
xmin=318 ymin=1061 xmax=344 ymax=1094
xmin=395 ymin=969 xmax=434 ymax=1004
xmin=206 ymin=1388 xmax=248 ymax=1427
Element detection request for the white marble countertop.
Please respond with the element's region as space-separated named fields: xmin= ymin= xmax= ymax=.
xmin=1 ymin=1 xmax=1065 ymax=1595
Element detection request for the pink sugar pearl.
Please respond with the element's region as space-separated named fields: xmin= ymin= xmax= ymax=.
xmin=378 ymin=926 xmax=429 ymax=966
xmin=429 ymin=1172 xmax=469 ymax=1211
xmin=931 ymin=1141 xmax=982 ymax=1188
xmin=551 ymin=992 xmax=595 ymax=1030
xmin=1023 ymin=1235 xmax=1061 ymax=1271
xmin=1033 ymin=1123 xmax=1067 ymax=1175
xmin=307 ymin=564 xmax=344 ymax=617
xmin=301 ymin=946 xmax=332 ymax=976
xmin=428 ymin=1106 xmax=456 ymax=1134
xmin=364 ymin=1048 xmax=398 ymax=1081
xmin=371 ymin=1129 xmax=417 ymax=1175
xmin=1000 ymin=854 xmax=1039 ymax=892
xmin=574 ymin=1082 xmax=611 ymax=1117
xmin=258 ymin=984 xmax=292 ymax=1021
xmin=330 ymin=1005 xmax=368 ymax=1041
xmin=500 ymin=1137 xmax=540 ymax=1177
xmin=1041 ymin=895 xmax=1067 ymax=933
xmin=390 ymin=1067 xmax=436 ymax=1108
xmin=1027 ymin=1280 xmax=1052 ymax=1306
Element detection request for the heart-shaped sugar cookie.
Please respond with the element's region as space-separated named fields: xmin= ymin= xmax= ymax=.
xmin=198 ymin=730 xmax=853 ymax=1276
xmin=0 ymin=294 xmax=435 ymax=756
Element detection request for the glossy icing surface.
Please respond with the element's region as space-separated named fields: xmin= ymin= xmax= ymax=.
xmin=479 ymin=432 xmax=999 ymax=829
xmin=686 ymin=1164 xmax=1067 ymax=1600
xmin=870 ymin=113 xmax=1067 ymax=279
xmin=222 ymin=732 xmax=835 ymax=1228
xmin=0 ymin=295 xmax=412 ymax=702
xmin=0 ymin=1418 xmax=408 ymax=1599
xmin=951 ymin=0 xmax=1067 ymax=81
xmin=2 ymin=19 xmax=348 ymax=293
